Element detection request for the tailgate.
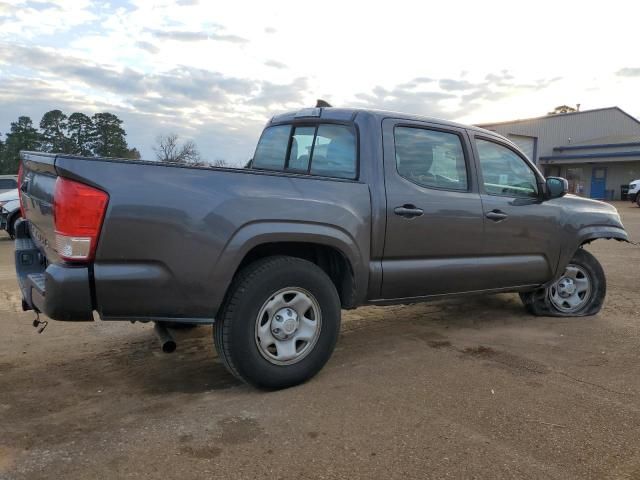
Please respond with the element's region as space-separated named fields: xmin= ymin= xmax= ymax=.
xmin=15 ymin=152 xmax=94 ymax=321
xmin=19 ymin=152 xmax=60 ymax=263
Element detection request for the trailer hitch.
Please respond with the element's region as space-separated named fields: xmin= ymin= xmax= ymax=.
xmin=32 ymin=312 xmax=48 ymax=334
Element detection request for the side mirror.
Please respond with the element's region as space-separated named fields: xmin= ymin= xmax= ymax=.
xmin=546 ymin=176 xmax=568 ymax=199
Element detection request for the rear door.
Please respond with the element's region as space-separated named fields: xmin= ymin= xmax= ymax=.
xmin=470 ymin=134 xmax=561 ymax=288
xmin=380 ymin=118 xmax=487 ymax=299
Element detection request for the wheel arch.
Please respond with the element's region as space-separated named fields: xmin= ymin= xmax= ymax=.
xmin=553 ymin=225 xmax=628 ymax=283
xmin=210 ymin=221 xmax=368 ymax=313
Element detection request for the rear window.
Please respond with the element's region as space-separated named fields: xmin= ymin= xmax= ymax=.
xmin=252 ymin=123 xmax=357 ymax=179
xmin=0 ymin=179 xmax=17 ymax=189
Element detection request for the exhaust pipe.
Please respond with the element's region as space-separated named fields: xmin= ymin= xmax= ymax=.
xmin=154 ymin=322 xmax=176 ymax=353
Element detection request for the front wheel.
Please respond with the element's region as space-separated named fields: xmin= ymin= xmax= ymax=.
xmin=520 ymin=249 xmax=606 ymax=317
xmin=214 ymin=256 xmax=341 ymax=389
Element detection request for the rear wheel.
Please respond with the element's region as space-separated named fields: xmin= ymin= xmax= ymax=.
xmin=214 ymin=256 xmax=341 ymax=389
xmin=520 ymin=249 xmax=606 ymax=317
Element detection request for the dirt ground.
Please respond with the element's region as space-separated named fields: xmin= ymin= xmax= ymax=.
xmin=1 ymin=202 xmax=639 ymax=479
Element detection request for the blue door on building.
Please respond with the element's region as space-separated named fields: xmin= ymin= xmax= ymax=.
xmin=590 ymin=167 xmax=607 ymax=199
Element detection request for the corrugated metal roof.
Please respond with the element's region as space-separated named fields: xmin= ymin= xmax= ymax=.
xmin=477 ymin=107 xmax=640 ymax=128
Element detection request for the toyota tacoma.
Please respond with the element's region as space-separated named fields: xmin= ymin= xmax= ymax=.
xmin=15 ymin=107 xmax=629 ymax=389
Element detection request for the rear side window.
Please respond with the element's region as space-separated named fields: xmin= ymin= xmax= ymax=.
xmin=0 ymin=179 xmax=17 ymax=189
xmin=252 ymin=124 xmax=357 ymax=179
xmin=289 ymin=126 xmax=315 ymax=171
xmin=252 ymin=125 xmax=291 ymax=170
xmin=309 ymin=125 xmax=357 ymax=179
xmin=394 ymin=127 xmax=468 ymax=191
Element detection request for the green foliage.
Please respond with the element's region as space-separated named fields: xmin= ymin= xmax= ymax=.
xmin=91 ymin=112 xmax=129 ymax=158
xmin=1 ymin=117 xmax=41 ymax=174
xmin=548 ymin=105 xmax=577 ymax=115
xmin=0 ymin=110 xmax=139 ymax=173
xmin=40 ymin=110 xmax=72 ymax=153
xmin=67 ymin=113 xmax=94 ymax=156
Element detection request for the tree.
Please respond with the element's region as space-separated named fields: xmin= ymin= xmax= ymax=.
xmin=91 ymin=112 xmax=129 ymax=157
xmin=125 ymin=147 xmax=141 ymax=160
xmin=67 ymin=113 xmax=94 ymax=156
xmin=212 ymin=159 xmax=228 ymax=167
xmin=153 ymin=133 xmax=201 ymax=164
xmin=1 ymin=116 xmax=41 ymax=174
xmin=548 ymin=105 xmax=577 ymax=115
xmin=39 ymin=109 xmax=71 ymax=153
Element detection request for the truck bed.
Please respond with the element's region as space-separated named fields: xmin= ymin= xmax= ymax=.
xmin=17 ymin=152 xmax=372 ymax=322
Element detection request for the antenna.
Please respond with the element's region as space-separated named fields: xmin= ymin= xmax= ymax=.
xmin=315 ymin=99 xmax=332 ymax=108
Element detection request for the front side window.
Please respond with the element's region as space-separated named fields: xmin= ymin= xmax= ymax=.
xmin=475 ymin=139 xmax=538 ymax=198
xmin=394 ymin=127 xmax=468 ymax=191
xmin=252 ymin=123 xmax=357 ymax=179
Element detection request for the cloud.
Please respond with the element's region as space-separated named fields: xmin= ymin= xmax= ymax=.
xmin=149 ymin=27 xmax=248 ymax=44
xmin=264 ymin=27 xmax=277 ymax=34
xmin=136 ymin=40 xmax=159 ymax=54
xmin=350 ymin=71 xmax=563 ymax=120
xmin=439 ymin=79 xmax=476 ymax=91
xmin=264 ymin=59 xmax=287 ymax=69
xmin=250 ymin=77 xmax=309 ymax=108
xmin=617 ymin=67 xmax=640 ymax=77
xmin=0 ymin=44 xmax=314 ymax=163
xmin=175 ymin=0 xmax=199 ymax=5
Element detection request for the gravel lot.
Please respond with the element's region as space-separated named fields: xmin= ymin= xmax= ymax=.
xmin=1 ymin=202 xmax=639 ymax=479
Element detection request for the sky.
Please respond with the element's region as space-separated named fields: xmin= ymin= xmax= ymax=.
xmin=0 ymin=0 xmax=639 ymax=165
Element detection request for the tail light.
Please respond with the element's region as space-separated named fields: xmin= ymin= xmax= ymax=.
xmin=18 ymin=162 xmax=25 ymax=218
xmin=53 ymin=177 xmax=109 ymax=262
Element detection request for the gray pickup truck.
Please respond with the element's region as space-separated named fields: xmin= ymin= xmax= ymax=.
xmin=15 ymin=107 xmax=628 ymax=389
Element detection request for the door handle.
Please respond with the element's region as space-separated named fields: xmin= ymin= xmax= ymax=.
xmin=394 ymin=204 xmax=424 ymax=218
xmin=486 ymin=210 xmax=508 ymax=221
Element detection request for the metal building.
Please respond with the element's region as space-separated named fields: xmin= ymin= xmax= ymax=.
xmin=478 ymin=107 xmax=640 ymax=200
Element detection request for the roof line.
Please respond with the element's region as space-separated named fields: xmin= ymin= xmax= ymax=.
xmin=554 ymin=141 xmax=640 ymax=152
xmin=539 ymin=150 xmax=640 ymax=161
xmin=477 ymin=106 xmax=640 ymax=128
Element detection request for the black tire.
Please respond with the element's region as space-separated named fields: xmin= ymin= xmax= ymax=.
xmin=636 ymin=194 xmax=640 ymax=207
xmin=8 ymin=215 xmax=20 ymax=240
xmin=520 ymin=248 xmax=606 ymax=317
xmin=214 ymin=256 xmax=341 ymax=389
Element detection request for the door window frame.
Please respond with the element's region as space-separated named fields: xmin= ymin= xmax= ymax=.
xmin=384 ymin=119 xmax=478 ymax=194
xmin=471 ymin=134 xmax=545 ymax=200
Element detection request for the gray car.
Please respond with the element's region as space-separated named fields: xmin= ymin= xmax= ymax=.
xmin=15 ymin=107 xmax=629 ymax=389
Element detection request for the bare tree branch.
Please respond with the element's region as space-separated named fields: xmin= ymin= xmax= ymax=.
xmin=153 ymin=133 xmax=201 ymax=164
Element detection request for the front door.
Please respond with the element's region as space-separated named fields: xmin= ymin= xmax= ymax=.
xmin=380 ymin=119 xmax=486 ymax=299
xmin=590 ymin=167 xmax=607 ymax=199
xmin=472 ymin=135 xmax=562 ymax=288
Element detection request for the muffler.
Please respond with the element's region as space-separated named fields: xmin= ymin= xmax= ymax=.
xmin=153 ymin=322 xmax=176 ymax=353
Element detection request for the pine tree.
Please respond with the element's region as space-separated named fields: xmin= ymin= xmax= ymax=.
xmin=40 ymin=110 xmax=71 ymax=153
xmin=67 ymin=113 xmax=94 ymax=156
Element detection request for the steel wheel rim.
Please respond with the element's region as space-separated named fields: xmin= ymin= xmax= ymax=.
xmin=254 ymin=287 xmax=322 ymax=366
xmin=548 ymin=264 xmax=592 ymax=313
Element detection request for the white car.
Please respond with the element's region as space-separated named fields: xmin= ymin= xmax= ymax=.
xmin=629 ymin=179 xmax=640 ymax=206
xmin=0 ymin=188 xmax=20 ymax=239
xmin=0 ymin=175 xmax=18 ymax=194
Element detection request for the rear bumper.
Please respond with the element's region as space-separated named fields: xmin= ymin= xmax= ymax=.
xmin=15 ymin=220 xmax=94 ymax=321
